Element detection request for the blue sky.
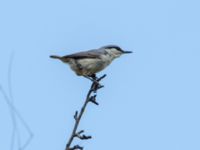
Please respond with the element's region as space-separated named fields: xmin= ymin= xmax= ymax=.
xmin=0 ymin=0 xmax=200 ymax=150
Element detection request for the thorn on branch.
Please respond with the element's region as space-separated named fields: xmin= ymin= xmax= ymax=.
xmin=89 ymin=95 xmax=99 ymax=105
xmin=97 ymin=85 xmax=104 ymax=90
xmin=79 ymin=135 xmax=92 ymax=140
xmin=69 ymin=145 xmax=83 ymax=150
xmin=89 ymin=95 xmax=96 ymax=101
xmin=76 ymin=134 xmax=92 ymax=140
xmin=77 ymin=130 xmax=84 ymax=135
xmin=75 ymin=130 xmax=92 ymax=140
xmin=90 ymin=100 xmax=99 ymax=105
xmin=97 ymin=74 xmax=107 ymax=81
xmin=74 ymin=111 xmax=78 ymax=120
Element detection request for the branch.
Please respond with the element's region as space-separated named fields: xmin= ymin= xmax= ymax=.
xmin=0 ymin=52 xmax=33 ymax=150
xmin=65 ymin=74 xmax=106 ymax=150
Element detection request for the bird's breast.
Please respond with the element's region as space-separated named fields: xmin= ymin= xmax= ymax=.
xmin=66 ymin=55 xmax=114 ymax=76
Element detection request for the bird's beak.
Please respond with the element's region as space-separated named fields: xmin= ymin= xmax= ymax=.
xmin=122 ymin=50 xmax=133 ymax=54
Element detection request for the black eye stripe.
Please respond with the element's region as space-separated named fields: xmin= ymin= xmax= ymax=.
xmin=105 ymin=46 xmax=123 ymax=52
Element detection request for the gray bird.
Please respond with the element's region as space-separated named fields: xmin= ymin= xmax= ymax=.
xmin=50 ymin=45 xmax=132 ymax=82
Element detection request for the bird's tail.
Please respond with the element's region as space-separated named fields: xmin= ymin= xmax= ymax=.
xmin=50 ymin=55 xmax=69 ymax=62
xmin=50 ymin=55 xmax=62 ymax=59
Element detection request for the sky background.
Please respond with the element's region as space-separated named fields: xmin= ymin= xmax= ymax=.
xmin=0 ymin=0 xmax=200 ymax=150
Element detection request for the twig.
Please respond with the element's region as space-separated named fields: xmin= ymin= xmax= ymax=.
xmin=65 ymin=74 xmax=106 ymax=150
xmin=0 ymin=53 xmax=33 ymax=150
xmin=7 ymin=52 xmax=20 ymax=150
xmin=0 ymin=85 xmax=34 ymax=150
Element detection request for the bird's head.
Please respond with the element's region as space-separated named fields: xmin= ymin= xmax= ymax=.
xmin=102 ymin=45 xmax=132 ymax=58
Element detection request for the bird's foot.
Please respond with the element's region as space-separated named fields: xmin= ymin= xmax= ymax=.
xmin=84 ymin=75 xmax=100 ymax=85
xmin=84 ymin=74 xmax=106 ymax=92
xmin=91 ymin=74 xmax=106 ymax=92
xmin=90 ymin=74 xmax=97 ymax=80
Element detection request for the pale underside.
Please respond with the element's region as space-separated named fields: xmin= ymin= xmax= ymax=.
xmin=60 ymin=48 xmax=118 ymax=76
xmin=66 ymin=57 xmax=112 ymax=76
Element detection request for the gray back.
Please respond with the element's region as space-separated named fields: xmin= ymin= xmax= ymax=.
xmin=62 ymin=48 xmax=106 ymax=59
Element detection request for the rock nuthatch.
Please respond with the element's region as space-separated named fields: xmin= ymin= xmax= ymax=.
xmin=50 ymin=45 xmax=132 ymax=81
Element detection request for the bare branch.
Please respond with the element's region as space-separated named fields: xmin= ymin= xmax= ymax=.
xmin=0 ymin=53 xmax=33 ymax=150
xmin=65 ymin=74 xmax=106 ymax=150
xmin=0 ymin=85 xmax=34 ymax=150
xmin=7 ymin=52 xmax=20 ymax=150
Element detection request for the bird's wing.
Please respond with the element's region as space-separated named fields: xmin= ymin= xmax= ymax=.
xmin=62 ymin=49 xmax=105 ymax=59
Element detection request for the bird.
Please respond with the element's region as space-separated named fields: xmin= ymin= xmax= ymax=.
xmin=50 ymin=45 xmax=132 ymax=82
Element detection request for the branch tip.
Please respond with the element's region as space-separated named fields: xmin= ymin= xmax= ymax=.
xmin=90 ymin=100 xmax=99 ymax=105
xmin=97 ymin=74 xmax=107 ymax=81
xmin=77 ymin=130 xmax=84 ymax=135
xmin=74 ymin=111 xmax=78 ymax=120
